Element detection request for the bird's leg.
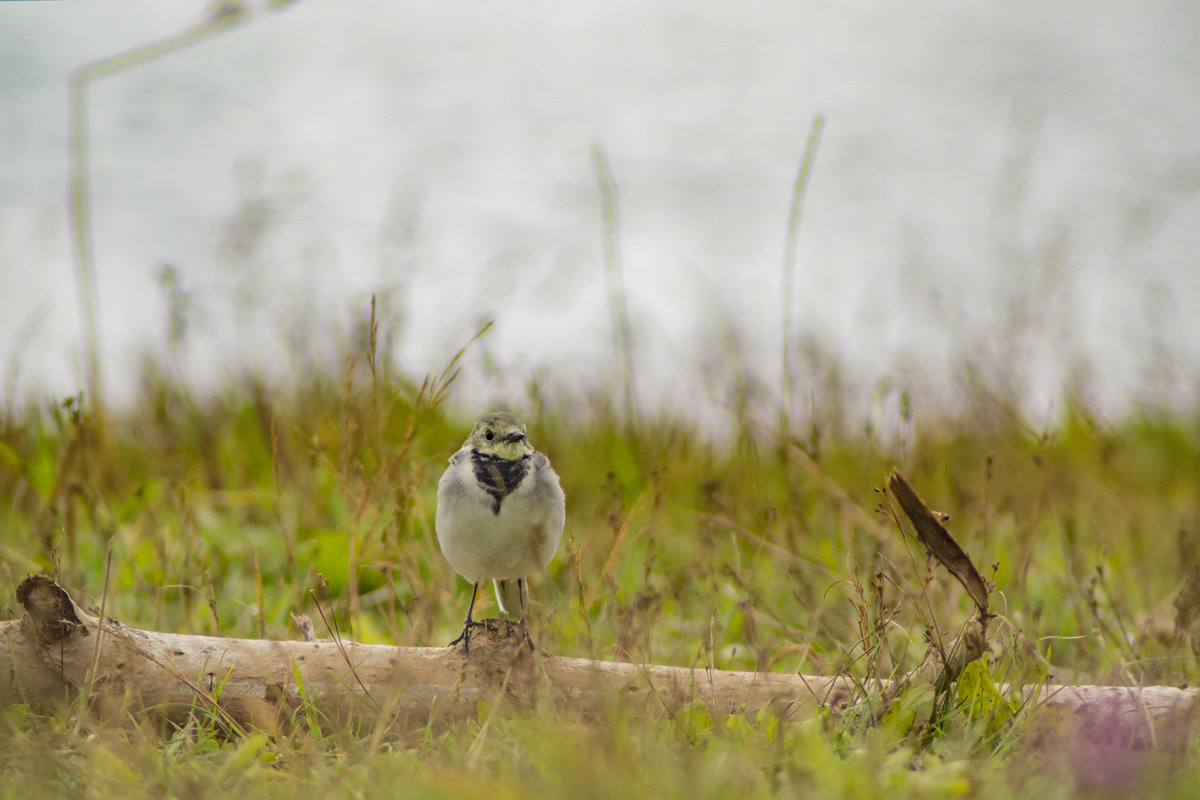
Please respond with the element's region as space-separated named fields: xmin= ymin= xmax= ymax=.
xmin=448 ymin=581 xmax=483 ymax=653
xmin=516 ymin=577 xmax=536 ymax=651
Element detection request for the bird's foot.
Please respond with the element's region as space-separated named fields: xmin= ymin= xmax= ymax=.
xmin=517 ymin=618 xmax=537 ymax=652
xmin=448 ymin=619 xmax=485 ymax=654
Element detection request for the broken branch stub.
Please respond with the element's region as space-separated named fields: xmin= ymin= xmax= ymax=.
xmin=887 ymin=470 xmax=990 ymax=618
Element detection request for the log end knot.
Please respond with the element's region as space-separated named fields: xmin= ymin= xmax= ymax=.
xmin=17 ymin=574 xmax=88 ymax=643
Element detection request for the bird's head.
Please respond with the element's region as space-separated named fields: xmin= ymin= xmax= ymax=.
xmin=465 ymin=412 xmax=534 ymax=460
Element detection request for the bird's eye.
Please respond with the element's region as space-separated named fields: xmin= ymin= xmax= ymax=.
xmin=484 ymin=429 xmax=494 ymax=441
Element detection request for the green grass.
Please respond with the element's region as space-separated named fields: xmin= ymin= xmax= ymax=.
xmin=2 ymin=332 xmax=1199 ymax=799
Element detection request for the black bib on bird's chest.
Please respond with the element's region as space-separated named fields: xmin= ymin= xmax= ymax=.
xmin=471 ymin=451 xmax=530 ymax=514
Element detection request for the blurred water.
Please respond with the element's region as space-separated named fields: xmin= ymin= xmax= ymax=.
xmin=2 ymin=0 xmax=1198 ymax=423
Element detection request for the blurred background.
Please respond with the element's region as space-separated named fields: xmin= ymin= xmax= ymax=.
xmin=3 ymin=0 xmax=1198 ymax=429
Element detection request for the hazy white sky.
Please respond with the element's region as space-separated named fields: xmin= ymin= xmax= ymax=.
xmin=3 ymin=0 xmax=1198 ymax=422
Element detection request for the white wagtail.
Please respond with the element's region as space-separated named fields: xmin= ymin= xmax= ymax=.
xmin=435 ymin=412 xmax=566 ymax=651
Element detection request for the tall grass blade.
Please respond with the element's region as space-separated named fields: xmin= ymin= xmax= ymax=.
xmin=781 ymin=115 xmax=826 ymax=440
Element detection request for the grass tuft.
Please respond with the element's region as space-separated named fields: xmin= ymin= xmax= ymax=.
xmin=2 ymin=305 xmax=1199 ymax=797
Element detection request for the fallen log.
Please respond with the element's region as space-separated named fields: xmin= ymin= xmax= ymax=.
xmin=2 ymin=575 xmax=1197 ymax=746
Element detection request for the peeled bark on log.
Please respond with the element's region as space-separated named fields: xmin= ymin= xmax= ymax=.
xmin=2 ymin=576 xmax=1197 ymax=746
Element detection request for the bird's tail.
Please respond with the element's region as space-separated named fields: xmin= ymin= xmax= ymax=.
xmin=493 ymin=578 xmax=525 ymax=619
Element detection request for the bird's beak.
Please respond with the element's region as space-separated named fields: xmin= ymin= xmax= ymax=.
xmin=505 ymin=432 xmax=526 ymax=443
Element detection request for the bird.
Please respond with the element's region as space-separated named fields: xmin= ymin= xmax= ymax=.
xmin=435 ymin=412 xmax=566 ymax=652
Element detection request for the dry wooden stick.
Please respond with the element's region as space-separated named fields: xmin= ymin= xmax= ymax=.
xmin=2 ymin=575 xmax=1196 ymax=748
